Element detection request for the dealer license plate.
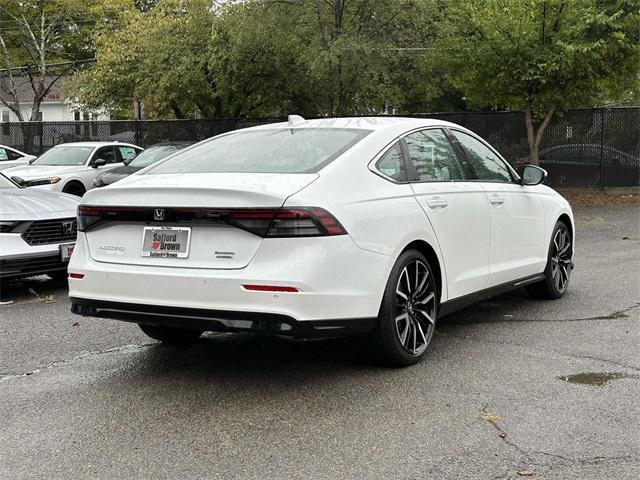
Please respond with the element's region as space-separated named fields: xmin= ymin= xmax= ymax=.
xmin=141 ymin=227 xmax=191 ymax=258
xmin=60 ymin=243 xmax=75 ymax=262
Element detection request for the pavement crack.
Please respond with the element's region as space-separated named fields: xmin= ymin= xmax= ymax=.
xmin=562 ymin=353 xmax=640 ymax=372
xmin=0 ymin=343 xmax=154 ymax=383
xmin=481 ymin=405 xmax=636 ymax=471
xmin=450 ymin=302 xmax=640 ymax=325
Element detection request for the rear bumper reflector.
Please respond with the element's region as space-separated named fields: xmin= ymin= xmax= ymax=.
xmin=242 ymin=284 xmax=299 ymax=293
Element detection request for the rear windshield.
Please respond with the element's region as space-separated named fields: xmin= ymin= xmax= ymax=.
xmin=147 ymin=128 xmax=370 ymax=174
xmin=128 ymin=145 xmax=185 ymax=168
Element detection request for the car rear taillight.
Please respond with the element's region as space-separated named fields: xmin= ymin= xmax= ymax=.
xmin=78 ymin=205 xmax=145 ymax=232
xmin=229 ymin=208 xmax=346 ymax=237
xmin=77 ymin=205 xmax=346 ymax=237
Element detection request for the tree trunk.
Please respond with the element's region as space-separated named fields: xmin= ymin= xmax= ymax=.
xmin=524 ymin=105 xmax=556 ymax=166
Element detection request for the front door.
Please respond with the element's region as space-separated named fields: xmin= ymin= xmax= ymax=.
xmin=449 ymin=129 xmax=547 ymax=286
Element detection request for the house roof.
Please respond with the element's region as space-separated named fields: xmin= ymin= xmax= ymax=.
xmin=0 ymin=76 xmax=67 ymax=104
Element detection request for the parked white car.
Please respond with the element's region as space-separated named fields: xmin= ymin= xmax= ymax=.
xmin=0 ymin=145 xmax=36 ymax=171
xmin=69 ymin=117 xmax=574 ymax=366
xmin=3 ymin=141 xmax=142 ymax=196
xmin=0 ymin=173 xmax=81 ymax=282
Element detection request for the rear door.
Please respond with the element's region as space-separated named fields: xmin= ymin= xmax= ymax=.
xmin=406 ymin=128 xmax=491 ymax=300
xmin=449 ymin=129 xmax=547 ymax=286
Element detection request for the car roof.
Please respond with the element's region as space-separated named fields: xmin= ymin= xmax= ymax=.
xmin=245 ymin=116 xmax=460 ymax=133
xmin=54 ymin=141 xmax=141 ymax=148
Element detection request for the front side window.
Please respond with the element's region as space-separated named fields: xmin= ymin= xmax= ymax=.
xmin=33 ymin=146 xmax=94 ymax=166
xmin=93 ymin=146 xmax=117 ymax=164
xmin=375 ymin=142 xmax=406 ymax=181
xmin=0 ymin=148 xmax=8 ymax=161
xmin=149 ymin=128 xmax=370 ymax=174
xmin=451 ymin=130 xmax=512 ymax=182
xmin=404 ymin=129 xmax=465 ymax=182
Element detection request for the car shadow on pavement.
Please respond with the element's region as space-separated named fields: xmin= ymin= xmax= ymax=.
xmin=0 ymin=275 xmax=69 ymax=303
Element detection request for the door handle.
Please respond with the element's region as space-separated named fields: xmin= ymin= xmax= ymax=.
xmin=489 ymin=195 xmax=505 ymax=205
xmin=427 ymin=197 xmax=449 ymax=209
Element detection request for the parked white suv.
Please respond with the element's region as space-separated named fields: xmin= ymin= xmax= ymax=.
xmin=0 ymin=174 xmax=80 ymax=282
xmin=3 ymin=141 xmax=142 ymax=196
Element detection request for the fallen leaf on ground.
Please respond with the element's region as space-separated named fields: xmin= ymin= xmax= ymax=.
xmin=517 ymin=470 xmax=535 ymax=477
xmin=72 ymin=322 xmax=80 ymax=327
xmin=482 ymin=411 xmax=501 ymax=425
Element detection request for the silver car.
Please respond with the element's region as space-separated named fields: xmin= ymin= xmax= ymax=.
xmin=0 ymin=173 xmax=80 ymax=282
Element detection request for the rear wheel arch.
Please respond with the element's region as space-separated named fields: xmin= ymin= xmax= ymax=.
xmin=401 ymin=240 xmax=443 ymax=304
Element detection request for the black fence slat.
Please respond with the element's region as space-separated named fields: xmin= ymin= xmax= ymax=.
xmin=0 ymin=109 xmax=638 ymax=188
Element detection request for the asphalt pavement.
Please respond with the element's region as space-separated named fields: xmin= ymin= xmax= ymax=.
xmin=1 ymin=204 xmax=639 ymax=479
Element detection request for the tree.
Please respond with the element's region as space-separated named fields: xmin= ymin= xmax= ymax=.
xmin=436 ymin=0 xmax=640 ymax=165
xmin=0 ymin=0 xmax=129 ymax=121
xmin=69 ymin=0 xmax=221 ymax=118
xmin=69 ymin=0 xmax=445 ymax=118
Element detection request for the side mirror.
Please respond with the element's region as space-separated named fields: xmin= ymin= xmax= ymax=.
xmin=91 ymin=158 xmax=107 ymax=168
xmin=520 ymin=165 xmax=547 ymax=186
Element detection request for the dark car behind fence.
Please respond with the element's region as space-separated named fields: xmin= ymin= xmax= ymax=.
xmin=1 ymin=107 xmax=638 ymax=188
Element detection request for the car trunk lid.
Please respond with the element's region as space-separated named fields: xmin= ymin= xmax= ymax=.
xmin=82 ymin=173 xmax=318 ymax=269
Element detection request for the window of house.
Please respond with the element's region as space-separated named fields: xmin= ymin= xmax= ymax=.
xmin=1 ymin=110 xmax=9 ymax=135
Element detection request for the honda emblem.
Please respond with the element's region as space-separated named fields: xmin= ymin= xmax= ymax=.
xmin=153 ymin=208 xmax=165 ymax=221
xmin=61 ymin=220 xmax=76 ymax=235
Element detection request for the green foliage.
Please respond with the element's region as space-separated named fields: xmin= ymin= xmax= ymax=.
xmin=65 ymin=0 xmax=640 ymax=123
xmin=69 ymin=0 xmax=448 ymax=118
xmin=436 ymin=0 xmax=640 ymax=115
xmin=0 ymin=0 xmax=131 ymax=120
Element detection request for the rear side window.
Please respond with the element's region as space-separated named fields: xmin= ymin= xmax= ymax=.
xmin=451 ymin=130 xmax=512 ymax=182
xmin=404 ymin=129 xmax=465 ymax=182
xmin=149 ymin=128 xmax=371 ymax=174
xmin=117 ymin=146 xmax=139 ymax=162
xmin=375 ymin=142 xmax=406 ymax=181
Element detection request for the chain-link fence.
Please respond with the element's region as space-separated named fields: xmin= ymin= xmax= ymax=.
xmin=1 ymin=108 xmax=638 ymax=188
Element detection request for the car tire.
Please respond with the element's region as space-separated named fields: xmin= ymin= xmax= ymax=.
xmin=62 ymin=182 xmax=86 ymax=197
xmin=526 ymin=221 xmax=573 ymax=300
xmin=138 ymin=323 xmax=204 ymax=344
xmin=370 ymin=250 xmax=438 ymax=367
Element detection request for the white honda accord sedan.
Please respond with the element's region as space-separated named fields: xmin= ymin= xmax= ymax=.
xmin=69 ymin=117 xmax=574 ymax=365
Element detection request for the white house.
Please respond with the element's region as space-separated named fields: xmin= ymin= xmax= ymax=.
xmin=0 ymin=76 xmax=109 ymax=123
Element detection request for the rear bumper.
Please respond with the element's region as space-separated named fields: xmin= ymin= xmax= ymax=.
xmin=70 ymin=297 xmax=376 ymax=339
xmin=68 ymin=232 xmax=392 ymax=322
